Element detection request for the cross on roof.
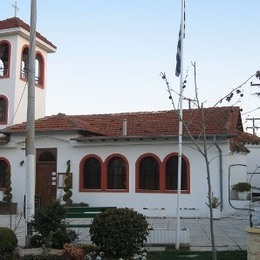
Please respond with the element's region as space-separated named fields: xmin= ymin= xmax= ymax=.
xmin=12 ymin=1 xmax=19 ymax=17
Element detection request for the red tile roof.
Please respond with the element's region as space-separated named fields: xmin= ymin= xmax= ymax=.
xmin=1 ymin=106 xmax=244 ymax=138
xmin=0 ymin=17 xmax=56 ymax=49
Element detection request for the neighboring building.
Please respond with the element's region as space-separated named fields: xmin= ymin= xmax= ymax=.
xmin=0 ymin=17 xmax=259 ymax=218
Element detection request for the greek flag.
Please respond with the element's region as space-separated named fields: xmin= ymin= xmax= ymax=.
xmin=175 ymin=28 xmax=181 ymax=77
xmin=175 ymin=0 xmax=185 ymax=77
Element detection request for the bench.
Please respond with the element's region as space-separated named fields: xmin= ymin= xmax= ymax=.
xmin=65 ymin=206 xmax=117 ymax=228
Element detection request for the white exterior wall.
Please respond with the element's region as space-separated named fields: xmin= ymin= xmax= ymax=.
xmin=0 ymin=133 xmax=249 ymax=218
xmin=0 ymin=138 xmax=27 ymax=211
xmin=0 ymin=34 xmax=18 ymax=127
xmin=13 ymin=35 xmax=28 ymax=125
xmin=246 ymin=144 xmax=260 ymax=188
xmin=13 ymin=35 xmax=48 ymax=123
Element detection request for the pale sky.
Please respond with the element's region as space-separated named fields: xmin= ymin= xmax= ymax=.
xmin=1 ymin=1 xmax=260 ymax=133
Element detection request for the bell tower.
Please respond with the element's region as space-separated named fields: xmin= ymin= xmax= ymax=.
xmin=0 ymin=17 xmax=56 ymax=129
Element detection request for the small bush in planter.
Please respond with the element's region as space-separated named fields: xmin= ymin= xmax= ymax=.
xmin=90 ymin=208 xmax=149 ymax=258
xmin=0 ymin=227 xmax=18 ymax=254
xmin=63 ymin=160 xmax=73 ymax=206
xmin=232 ymin=182 xmax=251 ymax=192
xmin=206 ymin=192 xmax=220 ymax=209
xmin=31 ymin=200 xmax=77 ymax=249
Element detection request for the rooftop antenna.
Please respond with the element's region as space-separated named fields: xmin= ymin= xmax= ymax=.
xmin=12 ymin=1 xmax=19 ymax=17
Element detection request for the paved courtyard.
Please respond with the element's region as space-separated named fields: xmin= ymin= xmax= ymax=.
xmin=0 ymin=211 xmax=257 ymax=251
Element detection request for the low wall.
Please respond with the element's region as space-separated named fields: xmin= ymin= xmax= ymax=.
xmin=246 ymin=226 xmax=260 ymax=260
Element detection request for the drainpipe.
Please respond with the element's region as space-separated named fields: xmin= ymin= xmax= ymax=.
xmin=214 ymin=136 xmax=223 ymax=211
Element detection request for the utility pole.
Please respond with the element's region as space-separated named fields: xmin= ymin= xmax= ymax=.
xmin=25 ymin=0 xmax=36 ymax=245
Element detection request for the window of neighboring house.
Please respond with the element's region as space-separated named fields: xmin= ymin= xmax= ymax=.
xmin=0 ymin=41 xmax=10 ymax=78
xmin=165 ymin=155 xmax=188 ymax=190
xmin=107 ymin=157 xmax=126 ymax=189
xmin=0 ymin=96 xmax=8 ymax=124
xmin=139 ymin=156 xmax=159 ymax=190
xmin=21 ymin=47 xmax=45 ymax=88
xmin=0 ymin=159 xmax=8 ymax=190
xmin=83 ymin=157 xmax=101 ymax=189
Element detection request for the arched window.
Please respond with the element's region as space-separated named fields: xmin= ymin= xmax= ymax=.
xmin=0 ymin=159 xmax=9 ymax=189
xmin=107 ymin=157 xmax=126 ymax=189
xmin=0 ymin=96 xmax=8 ymax=124
xmin=139 ymin=156 xmax=159 ymax=190
xmin=0 ymin=41 xmax=10 ymax=78
xmin=83 ymin=157 xmax=101 ymax=189
xmin=165 ymin=154 xmax=188 ymax=191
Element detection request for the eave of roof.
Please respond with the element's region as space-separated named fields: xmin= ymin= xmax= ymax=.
xmin=71 ymin=133 xmax=236 ymax=144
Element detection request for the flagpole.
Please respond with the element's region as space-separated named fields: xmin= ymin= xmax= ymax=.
xmin=176 ymin=0 xmax=185 ymax=250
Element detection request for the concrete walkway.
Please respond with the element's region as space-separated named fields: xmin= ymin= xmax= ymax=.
xmin=148 ymin=217 xmax=250 ymax=251
xmin=0 ymin=212 xmax=256 ymax=251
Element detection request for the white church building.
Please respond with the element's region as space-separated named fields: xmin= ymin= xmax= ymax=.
xmin=0 ymin=16 xmax=260 ymax=219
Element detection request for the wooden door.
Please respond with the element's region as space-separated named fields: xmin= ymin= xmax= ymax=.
xmin=36 ymin=149 xmax=57 ymax=208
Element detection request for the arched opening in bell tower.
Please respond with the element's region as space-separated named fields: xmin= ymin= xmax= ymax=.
xmin=0 ymin=41 xmax=10 ymax=78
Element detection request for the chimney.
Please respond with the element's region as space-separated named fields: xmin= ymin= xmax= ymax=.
xmin=122 ymin=118 xmax=127 ymax=136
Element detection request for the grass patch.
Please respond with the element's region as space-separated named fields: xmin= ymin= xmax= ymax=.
xmin=148 ymin=250 xmax=247 ymax=260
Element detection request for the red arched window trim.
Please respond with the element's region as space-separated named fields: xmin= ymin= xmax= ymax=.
xmin=0 ymin=40 xmax=11 ymax=78
xmin=162 ymin=153 xmax=190 ymax=194
xmin=0 ymin=157 xmax=10 ymax=191
xmin=35 ymin=51 xmax=45 ymax=88
xmin=104 ymin=154 xmax=129 ymax=192
xmin=79 ymin=154 xmax=103 ymax=192
xmin=135 ymin=153 xmax=162 ymax=193
xmin=20 ymin=45 xmax=29 ymax=82
xmin=20 ymin=46 xmax=45 ymax=88
xmin=0 ymin=95 xmax=8 ymax=125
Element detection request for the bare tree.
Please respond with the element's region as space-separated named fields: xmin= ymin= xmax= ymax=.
xmin=161 ymin=65 xmax=257 ymax=260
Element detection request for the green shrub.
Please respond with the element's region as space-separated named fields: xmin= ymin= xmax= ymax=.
xmin=63 ymin=160 xmax=73 ymax=206
xmin=232 ymin=182 xmax=251 ymax=192
xmin=89 ymin=208 xmax=149 ymax=258
xmin=0 ymin=227 xmax=18 ymax=254
xmin=31 ymin=200 xmax=77 ymax=249
xmin=2 ymin=166 xmax=12 ymax=204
